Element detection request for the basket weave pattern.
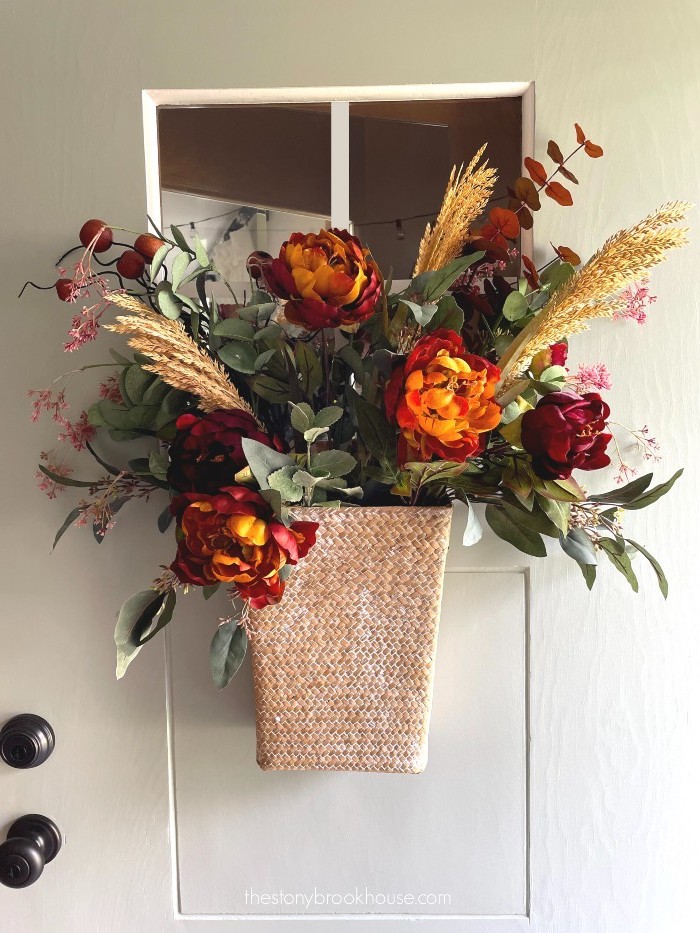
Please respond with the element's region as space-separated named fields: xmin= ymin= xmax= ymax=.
xmin=248 ymin=506 xmax=452 ymax=773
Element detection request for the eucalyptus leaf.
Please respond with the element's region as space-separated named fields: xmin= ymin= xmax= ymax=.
xmin=579 ymin=562 xmax=597 ymax=590
xmin=124 ymin=365 xmax=154 ymax=405
xmin=155 ymin=282 xmax=181 ymax=320
xmin=241 ymin=437 xmax=295 ymax=489
xmin=149 ymin=242 xmax=171 ymax=282
xmin=210 ymin=621 xmax=248 ymax=689
xmin=420 ymin=253 xmax=485 ymax=302
xmin=560 ymin=527 xmax=597 ymax=565
xmin=203 ymin=584 xmax=220 ymax=600
xmin=589 ymin=473 xmax=653 ymax=504
xmin=115 ymin=589 xmax=176 ymax=679
xmin=193 ymin=232 xmax=209 ymax=267
xmin=599 ymin=538 xmax=639 ymax=591
xmin=213 ymin=319 xmax=256 ymax=339
xmin=52 ymin=507 xmax=82 ymax=550
xmin=461 ymin=499 xmax=483 ymax=547
xmin=627 ymin=539 xmax=668 ymax=598
xmin=157 ymin=504 xmax=174 ymax=533
xmin=485 ymin=505 xmax=547 ymax=557
xmin=38 ymin=464 xmax=95 ymax=488
xmin=619 ymin=469 xmax=683 ymax=510
xmin=170 ymin=250 xmax=191 ymax=292
xmin=170 ymin=224 xmax=193 ymax=254
xmin=502 ymin=291 xmax=529 ymax=322
xmin=424 ymin=293 xmax=464 ymax=332
xmin=217 ymin=340 xmax=258 ymax=374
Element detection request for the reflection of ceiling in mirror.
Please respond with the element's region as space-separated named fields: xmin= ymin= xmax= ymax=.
xmin=160 ymin=191 xmax=329 ymax=287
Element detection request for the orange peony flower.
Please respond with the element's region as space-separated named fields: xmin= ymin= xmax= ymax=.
xmin=170 ymin=486 xmax=317 ymax=609
xmin=250 ymin=228 xmax=381 ymax=330
xmin=385 ymin=329 xmax=501 ymax=463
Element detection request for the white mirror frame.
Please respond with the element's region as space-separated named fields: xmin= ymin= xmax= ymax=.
xmin=143 ymin=82 xmax=534 ymax=258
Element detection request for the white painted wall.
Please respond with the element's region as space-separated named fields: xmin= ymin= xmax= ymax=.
xmin=1 ymin=2 xmax=698 ymax=931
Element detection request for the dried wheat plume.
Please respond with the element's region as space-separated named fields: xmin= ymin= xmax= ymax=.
xmin=496 ymin=201 xmax=691 ymax=398
xmin=104 ymin=293 xmax=258 ymax=419
xmin=413 ymin=145 xmax=497 ymax=276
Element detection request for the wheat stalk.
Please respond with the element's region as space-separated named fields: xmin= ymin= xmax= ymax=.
xmin=413 ymin=145 xmax=497 ymax=276
xmin=496 ymin=201 xmax=692 ymax=398
xmin=104 ymin=293 xmax=259 ymax=419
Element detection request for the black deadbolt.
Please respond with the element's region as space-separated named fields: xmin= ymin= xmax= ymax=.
xmin=0 ymin=715 xmax=55 ymax=769
xmin=0 ymin=815 xmax=62 ymax=888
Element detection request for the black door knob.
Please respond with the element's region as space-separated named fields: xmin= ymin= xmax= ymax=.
xmin=0 ymin=715 xmax=55 ymax=769
xmin=0 ymin=815 xmax=62 ymax=888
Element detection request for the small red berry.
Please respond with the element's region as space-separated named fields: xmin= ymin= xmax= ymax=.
xmin=79 ymin=219 xmax=113 ymax=253
xmin=134 ymin=233 xmax=165 ymax=261
xmin=116 ymin=249 xmax=146 ymax=280
xmin=55 ymin=279 xmax=74 ymax=302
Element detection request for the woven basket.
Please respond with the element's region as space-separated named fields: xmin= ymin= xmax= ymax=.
xmin=248 ymin=506 xmax=452 ymax=773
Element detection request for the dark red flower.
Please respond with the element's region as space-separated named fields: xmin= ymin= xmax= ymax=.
xmin=167 ymin=410 xmax=275 ymax=494
xmin=170 ymin=486 xmax=317 ymax=609
xmin=252 ymin=228 xmax=381 ymax=330
xmin=521 ymin=391 xmax=612 ymax=479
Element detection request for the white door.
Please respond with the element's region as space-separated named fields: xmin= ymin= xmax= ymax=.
xmin=1 ymin=3 xmax=697 ymax=931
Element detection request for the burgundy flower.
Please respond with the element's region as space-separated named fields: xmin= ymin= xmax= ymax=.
xmin=521 ymin=391 xmax=612 ymax=480
xmin=167 ymin=410 xmax=275 ymax=494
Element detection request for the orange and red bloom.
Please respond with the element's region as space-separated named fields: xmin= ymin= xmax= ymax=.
xmin=170 ymin=487 xmax=317 ymax=609
xmin=385 ymin=329 xmax=501 ymax=463
xmin=520 ymin=391 xmax=612 ymax=479
xmin=251 ymin=228 xmax=381 ymax=330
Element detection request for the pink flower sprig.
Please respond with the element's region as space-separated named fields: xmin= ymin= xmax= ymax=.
xmin=608 ymin=422 xmax=662 ymax=484
xmin=98 ymin=375 xmax=123 ymax=403
xmin=35 ymin=452 xmax=73 ymax=499
xmin=615 ymin=278 xmax=657 ymax=325
xmin=28 ymin=388 xmax=69 ymax=424
xmin=569 ymin=363 xmax=613 ymax=393
xmin=57 ymin=411 xmax=96 ymax=451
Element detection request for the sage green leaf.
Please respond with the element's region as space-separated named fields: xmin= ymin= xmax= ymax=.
xmin=295 ymin=341 xmax=323 ymax=397
xmin=241 ymin=437 xmax=295 ymax=489
xmin=213 ymin=319 xmax=256 ymax=339
xmin=289 ymin=401 xmax=314 ymax=433
xmin=503 ymin=500 xmax=559 ymax=538
xmin=170 ymin=224 xmax=192 ymax=254
xmin=148 ymin=449 xmax=169 ymax=481
xmin=420 ymin=253 xmax=485 ymax=302
xmin=217 ymin=340 xmax=258 ymax=374
xmin=485 ymin=505 xmax=547 ymax=557
xmin=157 ymin=505 xmax=173 ymax=533
xmin=254 ymin=349 xmax=277 ymax=371
xmin=237 ymin=302 xmax=277 ymax=324
xmin=142 ymin=378 xmax=170 ymax=406
xmin=589 ymin=473 xmax=653 ymax=504
xmin=312 ymin=449 xmax=357 ymax=478
xmin=249 ymin=374 xmax=290 ymax=404
xmin=627 ymin=539 xmax=668 ymax=598
xmin=170 ymin=250 xmax=191 ymax=291
xmin=540 ymin=261 xmax=575 ymax=293
xmin=293 ymin=469 xmax=330 ymax=489
xmin=109 ymin=348 xmax=131 ymax=366
xmin=348 ymin=389 xmax=396 ymax=468
xmin=537 ymin=495 xmax=570 ymax=533
xmin=560 ymin=527 xmax=597 ymax=565
xmin=87 ymin=401 xmax=107 ymax=427
xmin=124 ymin=365 xmax=154 ymax=405
xmin=115 ymin=589 xmax=176 ymax=679
xmin=38 ymin=464 xmax=95 ymax=488
xmin=155 ymin=282 xmax=181 ymax=320
xmin=149 ymin=242 xmax=171 ymax=282
xmin=622 ymin=468 xmax=683 ymax=510
xmin=314 ymin=406 xmax=344 ymax=429
xmin=503 ymin=291 xmax=529 ymax=322
xmin=210 ymin=621 xmax=248 ymax=689
xmin=462 ymin=499 xmax=483 ymax=547
xmin=268 ymin=465 xmax=304 ymax=503
xmin=579 ymin=562 xmax=597 ymax=590
xmin=337 ymin=344 xmax=365 ymax=381
xmin=599 ymin=538 xmax=639 ymax=591
xmin=425 ymin=293 xmax=465 ymax=332
xmin=52 ymin=507 xmax=82 ymax=550
xmin=303 ymin=426 xmax=329 ymax=444
xmin=538 ymin=365 xmax=568 ymax=384
xmin=203 ymin=584 xmax=220 ymax=600
xmin=193 ymin=232 xmax=209 ymax=267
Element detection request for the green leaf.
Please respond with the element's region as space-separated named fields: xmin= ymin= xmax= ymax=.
xmin=401 ymin=299 xmax=438 ymax=327
xmin=579 ymin=562 xmax=597 ymax=590
xmin=38 ymin=464 xmax=95 ymax=488
xmin=621 ymin=469 xmax=683 ymax=510
xmin=421 ymin=253 xmax=485 ymax=302
xmin=292 ymin=469 xmax=329 ymax=489
xmin=124 ymin=364 xmax=154 ymax=405
xmin=213 ymin=319 xmax=256 ymax=339
xmin=424 ymin=293 xmax=465 ymax=333
xmin=157 ymin=505 xmax=173 ymax=533
xmin=303 ymin=426 xmax=329 ymax=444
xmin=148 ymin=449 xmax=169 ymax=481
xmin=149 ymin=242 xmax=171 ymax=281
xmin=599 ymin=538 xmax=639 ymax=592
xmin=502 ymin=291 xmax=529 ymax=322
xmin=336 ymin=344 xmax=365 ymax=381
xmin=627 ymin=539 xmax=668 ymax=598
xmin=589 ymin=473 xmax=653 ymax=505
xmin=312 ymin=449 xmax=357 ymax=478
xmin=193 ymin=232 xmax=209 ymax=267
xmin=485 ymin=505 xmax=547 ymax=557
xmin=170 ymin=250 xmax=191 ymax=292
xmin=237 ymin=302 xmax=277 ymax=324
xmin=295 ymin=341 xmax=323 ymax=397
xmin=155 ymin=282 xmax=181 ymax=320
xmin=170 ymin=224 xmax=193 ymax=255
xmin=314 ymin=406 xmax=344 ymax=429
xmin=540 ymin=261 xmax=575 ymax=293
xmin=87 ymin=401 xmax=107 ymax=427
xmin=109 ymin=348 xmax=131 ymax=366
xmin=241 ymin=437 xmax=295 ymax=489
xmin=115 ymin=589 xmax=176 ymax=679
xmin=217 ymin=340 xmax=258 ymax=374
xmin=52 ymin=507 xmax=82 ymax=550
xmin=210 ymin=621 xmax=248 ymax=689
xmin=537 ymin=495 xmax=569 ymax=533
xmin=249 ymin=375 xmax=290 ymax=404
xmin=142 ymin=378 xmax=170 ymax=406
xmin=348 ymin=389 xmax=396 ymax=468
xmin=289 ymin=401 xmax=314 ymax=433
xmin=503 ymin=500 xmax=559 ymax=538
xmin=560 ymin=527 xmax=597 ymax=565
xmin=268 ymin=465 xmax=304 ymax=503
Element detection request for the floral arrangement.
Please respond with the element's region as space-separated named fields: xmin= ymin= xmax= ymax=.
xmin=27 ymin=125 xmax=689 ymax=686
